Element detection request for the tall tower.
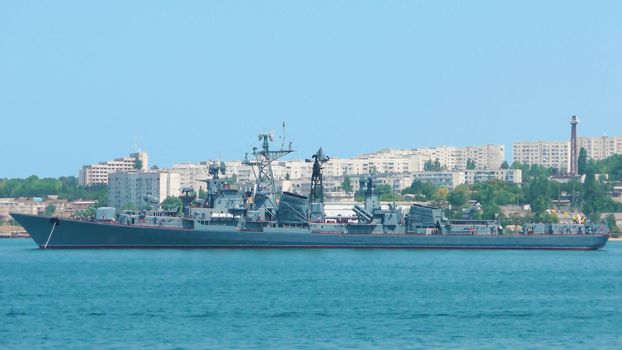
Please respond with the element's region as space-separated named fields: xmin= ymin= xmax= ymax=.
xmin=243 ymin=131 xmax=294 ymax=220
xmin=307 ymin=148 xmax=330 ymax=205
xmin=570 ymin=115 xmax=579 ymax=175
xmin=306 ymin=148 xmax=329 ymax=222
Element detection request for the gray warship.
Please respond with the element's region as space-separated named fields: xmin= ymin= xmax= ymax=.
xmin=11 ymin=133 xmax=609 ymax=250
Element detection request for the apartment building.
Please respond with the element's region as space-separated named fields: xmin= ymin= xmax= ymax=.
xmin=79 ymin=152 xmax=149 ymax=186
xmin=108 ymin=170 xmax=180 ymax=210
xmin=513 ymin=135 xmax=622 ymax=171
xmin=578 ymin=135 xmax=622 ymax=160
xmin=281 ymin=169 xmax=522 ymax=198
xmin=362 ymin=145 xmax=505 ymax=171
xmin=512 ymin=141 xmax=570 ymax=171
xmin=171 ymin=162 xmax=211 ymax=192
xmin=464 ymin=169 xmax=522 ymax=185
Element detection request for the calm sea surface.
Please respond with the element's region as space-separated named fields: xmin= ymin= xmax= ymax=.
xmin=1 ymin=239 xmax=621 ymax=349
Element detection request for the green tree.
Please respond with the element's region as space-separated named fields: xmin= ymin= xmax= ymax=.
xmin=433 ymin=158 xmax=441 ymax=171
xmin=578 ymin=147 xmax=587 ymax=175
xmin=161 ymin=196 xmax=183 ymax=216
xmin=466 ymin=158 xmax=476 ymax=170
xmin=355 ymin=183 xmax=401 ymax=202
xmin=430 ymin=187 xmax=449 ymax=207
xmin=44 ymin=203 xmax=56 ymax=216
xmin=522 ymin=176 xmax=553 ymax=218
xmin=0 ymin=176 xmax=106 ymax=204
xmin=579 ymin=170 xmax=622 ymax=222
xmin=540 ymin=213 xmax=559 ymax=224
xmin=582 ymin=170 xmax=602 ymax=221
xmin=375 ymin=184 xmax=398 ymax=201
xmin=605 ymin=214 xmax=620 ymax=237
xmin=122 ymin=203 xmax=137 ymax=211
xmin=75 ymin=206 xmax=96 ymax=218
xmin=500 ymin=161 xmax=509 ymax=169
xmin=402 ymin=180 xmax=437 ymax=199
xmin=481 ymin=203 xmax=502 ymax=220
xmin=589 ymin=154 xmax=622 ymax=181
xmin=510 ymin=161 xmax=522 ymax=170
xmin=424 ymin=159 xmax=442 ymax=172
xmin=134 ymin=159 xmax=143 ymax=170
xmin=424 ymin=160 xmax=433 ymax=171
xmin=341 ymin=176 xmax=353 ymax=193
xmin=447 ymin=185 xmax=469 ymax=207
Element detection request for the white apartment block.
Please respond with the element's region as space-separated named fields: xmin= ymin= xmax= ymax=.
xmin=171 ymin=144 xmax=505 ymax=193
xmin=512 ymin=141 xmax=570 ymax=171
xmin=225 ymin=144 xmax=503 ymax=185
xmin=464 ymin=169 xmax=522 ymax=185
xmin=79 ymin=152 xmax=149 ymax=186
xmin=362 ymin=145 xmax=505 ymax=171
xmin=578 ymin=135 xmax=622 ymax=160
xmin=280 ymin=169 xmax=522 ymax=198
xmin=221 ymin=160 xmax=255 ymax=183
xmin=409 ymin=172 xmax=466 ymax=189
xmin=171 ymin=162 xmax=211 ymax=192
xmin=108 ymin=170 xmax=180 ymax=210
xmin=513 ymin=135 xmax=622 ymax=171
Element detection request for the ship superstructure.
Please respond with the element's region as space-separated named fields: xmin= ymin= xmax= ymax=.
xmin=10 ymin=130 xmax=610 ymax=250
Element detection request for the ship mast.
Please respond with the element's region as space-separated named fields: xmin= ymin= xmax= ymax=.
xmin=307 ymin=148 xmax=329 ymax=205
xmin=243 ymin=129 xmax=294 ymax=220
xmin=306 ymin=148 xmax=329 ymax=222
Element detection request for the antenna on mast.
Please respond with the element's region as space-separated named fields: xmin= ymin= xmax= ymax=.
xmin=281 ymin=121 xmax=286 ymax=149
xmin=243 ymin=127 xmax=295 ymax=221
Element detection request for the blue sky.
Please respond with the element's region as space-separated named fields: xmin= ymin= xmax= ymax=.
xmin=1 ymin=1 xmax=621 ymax=178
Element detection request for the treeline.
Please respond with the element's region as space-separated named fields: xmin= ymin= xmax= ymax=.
xmin=398 ymin=158 xmax=622 ymax=229
xmin=585 ymin=154 xmax=622 ymax=181
xmin=0 ymin=176 xmax=107 ymax=204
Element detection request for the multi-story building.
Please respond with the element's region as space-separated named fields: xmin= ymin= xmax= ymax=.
xmin=108 ymin=170 xmax=180 ymax=210
xmin=408 ymin=171 xmax=466 ymax=189
xmin=0 ymin=198 xmax=46 ymax=219
xmin=0 ymin=197 xmax=97 ymax=220
xmin=171 ymin=162 xmax=211 ymax=192
xmin=578 ymin=135 xmax=622 ymax=160
xmin=464 ymin=169 xmax=522 ymax=185
xmin=221 ymin=160 xmax=255 ymax=183
xmin=174 ymin=144 xmax=503 ymax=190
xmin=361 ymin=144 xmax=505 ymax=171
xmin=513 ymin=135 xmax=622 ymax=171
xmin=79 ymin=152 xmax=149 ymax=186
xmin=280 ymin=169 xmax=522 ymax=198
xmin=512 ymin=141 xmax=570 ymax=171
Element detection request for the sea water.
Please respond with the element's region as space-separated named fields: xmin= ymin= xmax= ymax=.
xmin=1 ymin=239 xmax=621 ymax=349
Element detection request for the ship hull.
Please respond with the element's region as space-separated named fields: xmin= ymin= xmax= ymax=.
xmin=11 ymin=213 xmax=609 ymax=250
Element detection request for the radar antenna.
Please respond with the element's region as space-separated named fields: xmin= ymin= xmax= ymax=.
xmin=280 ymin=121 xmax=286 ymax=149
xmin=208 ymin=161 xmax=226 ymax=179
xmin=243 ymin=129 xmax=294 ymax=220
xmin=306 ymin=148 xmax=330 ymax=205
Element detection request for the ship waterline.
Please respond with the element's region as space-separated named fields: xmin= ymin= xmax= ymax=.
xmin=11 ymin=213 xmax=608 ymax=250
xmin=10 ymin=138 xmax=611 ymax=251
